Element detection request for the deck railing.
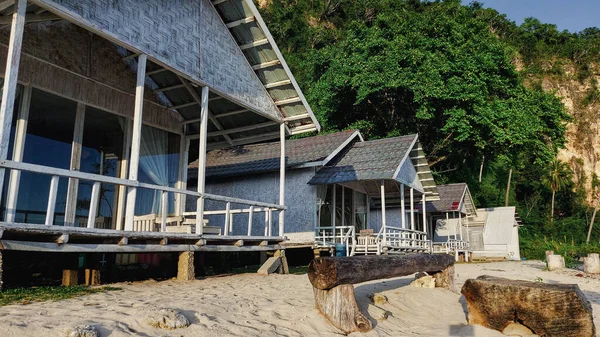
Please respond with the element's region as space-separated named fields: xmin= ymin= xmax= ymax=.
xmin=314 ymin=226 xmax=356 ymax=255
xmin=0 ymin=160 xmax=285 ymax=236
xmin=378 ymin=226 xmax=429 ymax=250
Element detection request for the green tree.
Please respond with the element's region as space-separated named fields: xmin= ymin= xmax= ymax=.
xmin=543 ymin=159 xmax=573 ymax=222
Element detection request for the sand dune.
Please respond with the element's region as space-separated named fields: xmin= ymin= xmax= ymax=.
xmin=0 ymin=260 xmax=598 ymax=336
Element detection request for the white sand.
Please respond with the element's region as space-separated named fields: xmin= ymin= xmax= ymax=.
xmin=0 ymin=260 xmax=598 ymax=336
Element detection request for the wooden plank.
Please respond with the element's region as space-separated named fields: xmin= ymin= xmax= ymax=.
xmin=0 ymin=1 xmax=15 ymax=12
xmin=86 ymin=181 xmax=101 ymax=229
xmin=257 ymin=256 xmax=281 ymax=275
xmin=223 ymin=202 xmax=230 ymax=236
xmin=160 ymin=190 xmax=167 ymax=232
xmin=251 ymin=59 xmax=280 ymax=70
xmin=225 ymin=16 xmax=255 ymax=28
xmin=207 ymin=121 xmax=277 ymax=138
xmin=206 ymin=131 xmax=280 ymax=150
xmin=172 ymin=101 xmax=197 ymax=110
xmin=45 ymin=175 xmax=60 ymax=226
xmin=290 ymin=127 xmax=317 ymax=135
xmin=64 ymin=103 xmax=85 ymax=227
xmin=124 ymin=54 xmax=147 ymax=231
xmin=154 ymin=83 xmax=185 ymax=93
xmin=410 ymin=187 xmax=415 ymax=230
xmin=195 ymin=85 xmax=209 ymax=235
xmin=278 ymin=123 xmax=285 ymax=236
xmin=4 ymin=83 xmax=31 ymax=222
xmin=274 ymin=96 xmax=301 ymax=106
xmin=283 ymin=113 xmax=309 ymax=122
xmin=240 ymin=38 xmax=268 ymax=50
xmin=0 ymin=0 xmax=25 ymax=211
xmin=0 ymin=12 xmax=60 ymax=24
xmin=264 ymin=79 xmax=291 ymax=89
xmin=247 ymin=206 xmax=253 ymax=236
xmin=213 ymin=108 xmax=248 ymax=119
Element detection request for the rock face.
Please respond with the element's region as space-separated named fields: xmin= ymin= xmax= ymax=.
xmin=143 ymin=307 xmax=190 ymax=330
xmin=67 ymin=325 xmax=99 ymax=337
xmin=461 ymin=275 xmax=596 ymax=337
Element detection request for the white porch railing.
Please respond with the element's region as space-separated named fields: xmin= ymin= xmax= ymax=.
xmin=0 ymin=160 xmax=285 ymax=236
xmin=432 ymin=239 xmax=469 ymax=253
xmin=377 ymin=226 xmax=429 ymax=251
xmin=314 ymin=226 xmax=356 ymax=256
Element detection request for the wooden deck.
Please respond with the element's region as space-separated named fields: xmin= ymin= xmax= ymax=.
xmin=0 ymin=222 xmax=284 ymax=253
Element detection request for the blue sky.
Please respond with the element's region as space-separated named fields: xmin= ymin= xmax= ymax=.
xmin=461 ymin=0 xmax=599 ymax=33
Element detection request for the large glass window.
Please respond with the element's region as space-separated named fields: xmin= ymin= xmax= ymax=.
xmin=77 ymin=107 xmax=126 ymax=228
xmin=135 ymin=125 xmax=180 ymax=216
xmin=354 ymin=192 xmax=367 ymax=230
xmin=15 ymin=89 xmax=77 ymax=224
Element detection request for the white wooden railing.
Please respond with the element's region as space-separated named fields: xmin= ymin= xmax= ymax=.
xmin=0 ymin=160 xmax=285 ymax=236
xmin=314 ymin=226 xmax=356 ymax=255
xmin=377 ymin=226 xmax=429 ymax=250
xmin=432 ymin=239 xmax=469 ymax=253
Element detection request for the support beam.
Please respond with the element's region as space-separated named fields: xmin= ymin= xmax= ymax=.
xmin=115 ymin=119 xmax=132 ymax=231
xmin=0 ymin=1 xmax=14 ymax=12
xmin=410 ymin=188 xmax=415 ymax=231
xmin=400 ymin=183 xmax=405 ymax=229
xmin=0 ymin=0 xmax=26 ymax=210
xmin=5 ymin=84 xmax=31 ymax=222
xmin=205 ymin=131 xmax=280 ymax=150
xmin=196 ymin=86 xmax=209 ymax=235
xmin=264 ymin=79 xmax=291 ymax=89
xmin=175 ymin=134 xmax=189 ymax=216
xmin=207 ymin=121 xmax=278 ymax=138
xmin=171 ymin=101 xmax=197 ymax=110
xmin=278 ymin=123 xmax=285 ymax=236
xmin=45 ymin=175 xmax=60 ymax=226
xmin=124 ymin=54 xmax=147 ymax=231
xmin=86 ymin=181 xmax=101 ymax=229
xmin=283 ymin=113 xmax=310 ymax=122
xmin=64 ymin=103 xmax=85 ymax=227
xmin=380 ymin=180 xmax=387 ymax=247
xmin=247 ymin=206 xmax=254 ymax=236
xmin=240 ymin=38 xmax=268 ymax=50
xmin=0 ymin=12 xmax=61 ymax=24
xmin=274 ymin=96 xmax=301 ymax=106
xmin=225 ymin=16 xmax=255 ymax=28
xmin=154 ymin=83 xmax=185 ymax=93
xmin=251 ymin=59 xmax=280 ymax=70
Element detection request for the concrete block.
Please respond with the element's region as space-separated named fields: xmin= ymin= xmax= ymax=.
xmin=177 ymin=251 xmax=195 ymax=281
xmin=62 ymin=270 xmax=78 ymax=286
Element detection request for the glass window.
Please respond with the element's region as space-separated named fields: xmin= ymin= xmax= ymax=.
xmin=15 ymin=89 xmax=77 ymax=224
xmin=354 ymin=191 xmax=367 ymax=230
xmin=76 ymin=107 xmax=126 ymax=228
xmin=343 ymin=187 xmax=353 ymax=227
xmin=317 ymin=185 xmax=332 ymax=227
xmin=135 ymin=125 xmax=180 ymax=216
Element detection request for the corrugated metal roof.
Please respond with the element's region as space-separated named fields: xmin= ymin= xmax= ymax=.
xmin=188 ymin=130 xmax=359 ymax=178
xmin=480 ymin=207 xmax=518 ymax=245
xmin=308 ymin=135 xmax=418 ymax=186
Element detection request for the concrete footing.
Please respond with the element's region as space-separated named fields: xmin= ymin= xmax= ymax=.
xmin=547 ymin=254 xmax=565 ymax=271
xmin=584 ymin=253 xmax=600 ymax=274
xmin=85 ymin=269 xmax=101 ymax=286
xmin=177 ymin=251 xmax=195 ymax=281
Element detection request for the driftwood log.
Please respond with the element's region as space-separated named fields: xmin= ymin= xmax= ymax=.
xmin=462 ymin=275 xmax=596 ymax=337
xmin=308 ymin=255 xmax=455 ymax=334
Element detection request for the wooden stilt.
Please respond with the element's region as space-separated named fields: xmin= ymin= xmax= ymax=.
xmin=177 ymin=251 xmax=195 ymax=281
xmin=313 ymin=285 xmax=372 ymax=334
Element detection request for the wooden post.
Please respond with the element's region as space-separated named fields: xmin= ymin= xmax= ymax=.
xmin=223 ymin=202 xmax=230 ymax=236
xmin=86 ymin=181 xmax=101 ymax=228
xmin=0 ymin=0 xmax=26 ymax=208
xmin=116 ymin=119 xmax=132 ymax=231
xmin=64 ymin=103 xmax=85 ymax=226
xmin=400 ymin=183 xmax=405 ymax=229
xmin=177 ymin=251 xmax=195 ymax=281
xmin=160 ymin=190 xmax=167 ymax=232
xmin=278 ymin=123 xmax=285 ymax=236
xmin=380 ymin=180 xmax=387 ymax=247
xmin=5 ymin=84 xmax=31 ymax=222
xmin=45 ymin=175 xmax=60 ymax=226
xmin=62 ymin=270 xmax=78 ymax=286
xmin=458 ymin=210 xmax=463 ymax=241
xmin=247 ymin=205 xmax=253 ymax=236
xmin=124 ymin=54 xmax=147 ymax=231
xmin=268 ymin=208 xmax=273 ymax=236
xmin=175 ymin=131 xmax=187 ymax=216
xmin=410 ymin=187 xmax=415 ymax=231
xmin=505 ymin=168 xmax=512 ymax=206
xmin=196 ymin=86 xmax=209 ymax=235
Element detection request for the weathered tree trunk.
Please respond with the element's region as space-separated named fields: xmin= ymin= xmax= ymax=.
xmin=551 ymin=189 xmax=556 ymax=222
xmin=308 ymin=254 xmax=455 ymax=290
xmin=313 ymin=284 xmax=372 ymax=334
xmin=505 ymin=168 xmax=512 ymax=206
xmin=462 ymin=275 xmax=596 ymax=337
xmin=586 ymin=197 xmax=599 ymax=244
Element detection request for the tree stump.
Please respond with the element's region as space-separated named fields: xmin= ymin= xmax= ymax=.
xmin=313 ymin=284 xmax=372 ymax=334
xmin=583 ymin=253 xmax=600 ymax=274
xmin=547 ymin=254 xmax=565 ymax=271
xmin=461 ymin=275 xmax=596 ymax=337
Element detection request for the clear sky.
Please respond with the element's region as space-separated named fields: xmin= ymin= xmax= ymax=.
xmin=461 ymin=0 xmax=599 ymax=33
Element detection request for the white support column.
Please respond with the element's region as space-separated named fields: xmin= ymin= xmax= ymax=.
xmin=410 ymin=187 xmax=415 ymax=231
xmin=175 ymin=131 xmax=187 ymax=216
xmin=5 ymin=84 xmax=31 ymax=222
xmin=278 ymin=122 xmax=285 ymax=236
xmin=86 ymin=181 xmax=101 ymax=229
xmin=422 ymin=196 xmax=427 ymax=234
xmin=331 ymin=185 xmax=336 ymax=228
xmin=64 ymin=103 xmax=85 ymax=227
xmin=0 ymin=0 xmax=26 ymax=208
xmin=223 ymin=202 xmax=230 ymax=236
xmin=380 ymin=180 xmax=386 ymax=247
xmin=400 ymin=183 xmax=405 ymax=229
xmin=196 ymin=86 xmax=209 ymax=235
xmin=115 ymin=119 xmax=132 ymax=230
xmin=45 ymin=175 xmax=60 ymax=226
xmin=160 ymin=190 xmax=168 ymax=232
xmin=341 ymin=186 xmax=345 ymax=226
xmin=124 ymin=54 xmax=147 ymax=231
xmin=247 ymin=205 xmax=254 ymax=236
xmin=458 ymin=211 xmax=463 ymax=241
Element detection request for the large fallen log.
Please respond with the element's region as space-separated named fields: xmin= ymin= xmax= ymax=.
xmin=308 ymin=254 xmax=455 ymax=290
xmin=461 ymin=275 xmax=596 ymax=337
xmin=309 ymin=254 xmax=455 ymax=334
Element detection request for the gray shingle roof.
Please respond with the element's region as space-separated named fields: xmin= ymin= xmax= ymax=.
xmin=426 ymin=183 xmax=467 ymax=213
xmin=188 ymin=130 xmax=359 ymax=179
xmin=308 ymin=135 xmax=417 ymax=185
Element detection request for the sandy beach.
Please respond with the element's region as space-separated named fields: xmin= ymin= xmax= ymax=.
xmin=0 ymin=260 xmax=598 ymax=337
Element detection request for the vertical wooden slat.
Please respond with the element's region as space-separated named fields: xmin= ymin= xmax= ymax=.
xmin=0 ymin=0 xmax=26 ymax=208
xmin=278 ymin=122 xmax=285 ymax=236
xmin=410 ymin=187 xmax=415 ymax=231
xmin=264 ymin=210 xmax=268 ymax=236
xmin=247 ymin=205 xmax=253 ymax=236
xmin=223 ymin=202 xmax=230 ymax=236
xmin=400 ymin=183 xmax=405 ymax=229
xmin=380 ymin=180 xmax=386 ymax=247
xmin=64 ymin=103 xmax=85 ymax=226
xmin=116 ymin=119 xmax=132 ymax=230
xmin=160 ymin=190 xmax=167 ymax=232
xmin=5 ymin=83 xmax=31 ymax=222
xmin=45 ymin=175 xmax=60 ymax=226
xmin=124 ymin=54 xmax=147 ymax=231
xmin=86 ymin=181 xmax=101 ymax=229
xmin=196 ymin=86 xmax=209 ymax=235
xmin=175 ymin=131 xmax=186 ymax=216
xmin=267 ymin=209 xmax=273 ymax=237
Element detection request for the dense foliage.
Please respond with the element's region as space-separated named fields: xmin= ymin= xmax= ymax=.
xmin=260 ymin=0 xmax=600 ymax=256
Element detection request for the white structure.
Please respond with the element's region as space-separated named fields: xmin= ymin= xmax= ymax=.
xmin=469 ymin=207 xmax=522 ymax=261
